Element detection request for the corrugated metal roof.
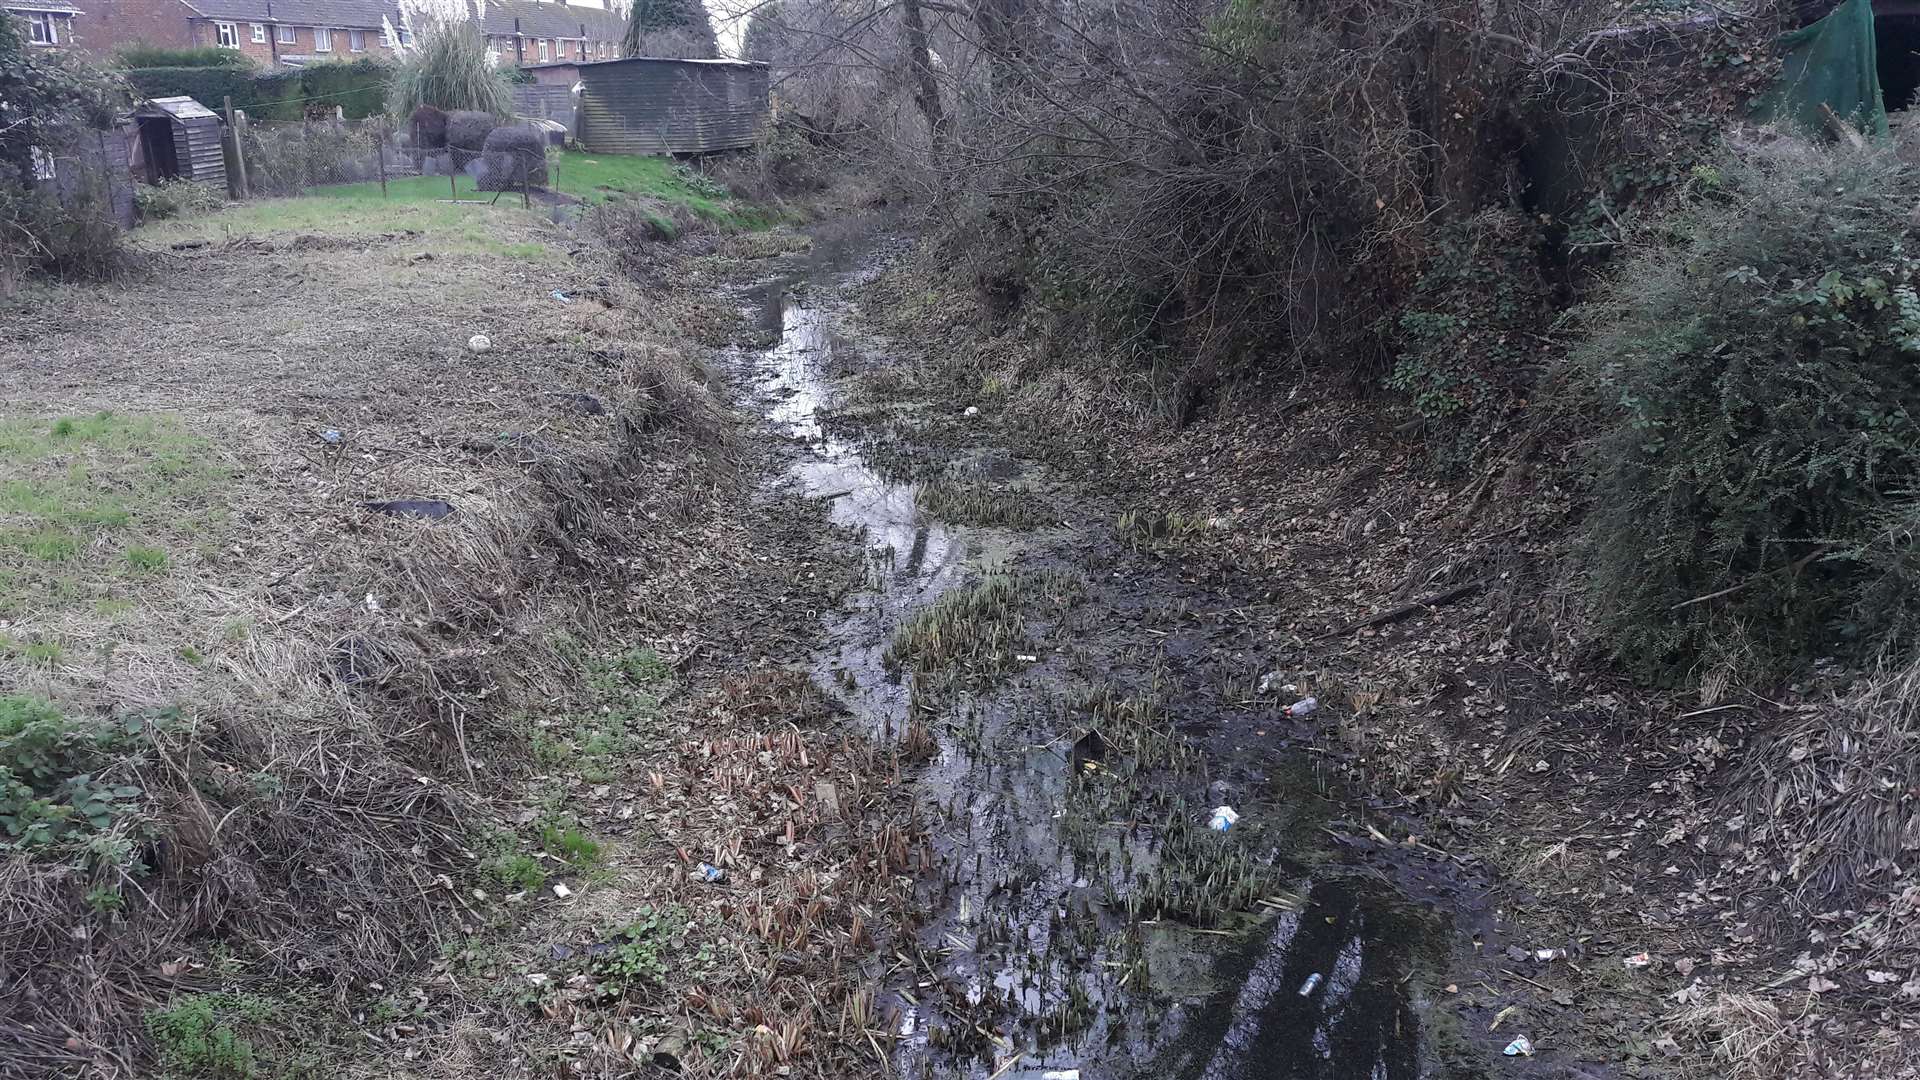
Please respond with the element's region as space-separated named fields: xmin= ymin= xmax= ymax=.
xmin=578 ymin=59 xmax=769 ymax=155
xmin=137 ymin=96 xmax=220 ymax=120
xmin=590 ymin=55 xmax=763 ymax=67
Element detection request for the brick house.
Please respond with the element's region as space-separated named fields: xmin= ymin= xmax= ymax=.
xmin=5 ymin=1 xmax=81 ymax=47
xmin=479 ymin=0 xmax=625 ymax=68
xmin=61 ymin=0 xmax=627 ymax=68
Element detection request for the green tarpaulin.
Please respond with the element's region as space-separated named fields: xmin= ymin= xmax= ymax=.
xmin=1754 ymin=0 xmax=1891 ymax=140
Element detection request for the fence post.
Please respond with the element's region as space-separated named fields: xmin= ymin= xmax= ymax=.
xmin=376 ymin=123 xmax=388 ymax=200
xmin=225 ymin=96 xmax=250 ymax=199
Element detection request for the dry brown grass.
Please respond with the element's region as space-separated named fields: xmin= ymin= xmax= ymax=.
xmin=0 ymin=206 xmax=760 ymax=1077
xmin=392 ymin=671 xmax=934 ymax=1080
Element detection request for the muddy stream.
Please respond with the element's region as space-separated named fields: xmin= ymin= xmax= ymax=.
xmin=726 ymin=224 xmax=1500 ymax=1079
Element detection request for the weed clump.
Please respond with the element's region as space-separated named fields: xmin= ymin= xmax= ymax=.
xmin=145 ymin=993 xmax=274 ymax=1078
xmin=915 ymin=478 xmax=1052 ymax=529
xmin=884 ymin=569 xmax=1079 ymax=694
xmin=0 ymin=695 xmax=152 ymax=851
xmin=134 ymin=178 xmax=223 ymax=221
xmin=1568 ymin=138 xmax=1920 ymax=682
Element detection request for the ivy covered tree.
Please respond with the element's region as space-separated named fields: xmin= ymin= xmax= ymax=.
xmin=0 ymin=14 xmax=128 ymax=186
xmin=622 ymin=0 xmax=719 ymax=59
xmin=742 ymin=3 xmax=776 ymax=61
xmin=1 ymin=14 xmax=130 ymax=290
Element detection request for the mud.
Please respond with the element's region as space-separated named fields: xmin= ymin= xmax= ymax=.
xmin=725 ymin=220 xmax=1546 ymax=1079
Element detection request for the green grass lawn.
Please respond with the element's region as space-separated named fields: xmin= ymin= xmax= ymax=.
xmin=136 ymin=152 xmax=760 ymax=251
xmin=308 ymin=151 xmax=738 ymax=218
xmin=136 ymin=192 xmax=558 ymax=255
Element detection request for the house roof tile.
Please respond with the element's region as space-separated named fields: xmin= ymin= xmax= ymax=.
xmin=179 ymin=0 xmax=625 ymax=37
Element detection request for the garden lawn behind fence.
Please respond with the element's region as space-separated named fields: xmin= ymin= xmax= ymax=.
xmin=306 ymin=151 xmax=746 ymax=221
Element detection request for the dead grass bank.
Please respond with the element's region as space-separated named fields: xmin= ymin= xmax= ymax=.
xmin=0 ymin=199 xmax=795 ymax=1077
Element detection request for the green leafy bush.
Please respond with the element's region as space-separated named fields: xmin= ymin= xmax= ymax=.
xmin=296 ymin=58 xmax=390 ymax=120
xmin=115 ymin=45 xmax=252 ymax=69
xmin=134 ymin=178 xmax=222 ymax=221
xmin=1569 ymin=138 xmax=1920 ymax=682
xmin=0 ymin=695 xmax=148 ymax=850
xmin=124 ymin=67 xmax=296 ymax=122
xmin=124 ymin=61 xmax=386 ymax=123
xmin=1387 ymin=210 xmax=1552 ymax=463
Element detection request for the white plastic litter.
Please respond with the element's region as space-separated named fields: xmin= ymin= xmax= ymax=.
xmin=1503 ymin=1036 xmax=1533 ymax=1057
xmin=1208 ymin=806 xmax=1239 ymax=831
xmin=1286 ymin=696 xmax=1319 ymax=717
xmin=1298 ymin=972 xmax=1323 ymax=996
xmin=467 ymin=334 xmax=492 ymax=353
xmin=1257 ymin=671 xmax=1296 ymax=695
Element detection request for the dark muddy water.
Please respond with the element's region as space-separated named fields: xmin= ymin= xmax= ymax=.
xmin=728 ymin=223 xmax=1488 ymax=1080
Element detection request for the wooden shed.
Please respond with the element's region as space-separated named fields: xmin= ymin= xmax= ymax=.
xmin=130 ymin=97 xmax=227 ymax=190
xmin=577 ymin=58 xmax=770 ymax=155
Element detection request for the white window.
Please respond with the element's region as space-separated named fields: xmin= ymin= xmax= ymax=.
xmin=349 ymin=29 xmax=364 ymax=51
xmin=251 ymin=22 xmax=265 ymax=42
xmin=215 ymin=21 xmax=239 ymax=47
xmin=313 ymin=26 xmax=331 ymax=50
xmin=278 ymin=24 xmax=295 ymax=43
xmin=30 ymin=146 xmax=55 ymax=181
xmin=537 ymin=38 xmax=548 ymax=61
xmin=25 ymin=12 xmax=56 ymax=43
xmin=398 ymin=27 xmax=412 ymax=45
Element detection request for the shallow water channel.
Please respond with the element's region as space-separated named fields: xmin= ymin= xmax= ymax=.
xmin=729 ymin=226 xmax=1469 ymax=1080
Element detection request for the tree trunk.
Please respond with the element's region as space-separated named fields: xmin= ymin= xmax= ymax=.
xmin=899 ymin=0 xmax=948 ymax=154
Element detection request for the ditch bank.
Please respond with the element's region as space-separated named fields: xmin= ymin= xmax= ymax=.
xmin=725 ymin=218 xmax=1586 ymax=1079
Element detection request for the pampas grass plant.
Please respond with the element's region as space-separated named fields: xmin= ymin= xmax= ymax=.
xmin=386 ymin=20 xmax=510 ymax=119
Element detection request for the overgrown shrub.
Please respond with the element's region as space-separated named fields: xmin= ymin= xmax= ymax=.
xmin=1570 ymin=137 xmax=1920 ymax=683
xmin=1 ymin=178 xmax=130 ymax=293
xmin=708 ymin=127 xmax=834 ymax=201
xmin=134 ymin=177 xmax=223 ymax=220
xmin=475 ymin=124 xmax=546 ymax=191
xmin=242 ymin=123 xmax=373 ymax=195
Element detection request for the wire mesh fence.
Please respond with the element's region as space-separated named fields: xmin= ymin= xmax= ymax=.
xmin=230 ymin=115 xmax=564 ymax=208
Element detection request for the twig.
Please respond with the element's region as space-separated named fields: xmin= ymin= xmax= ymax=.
xmin=1673 ymin=703 xmax=1749 ymax=721
xmin=1319 ymin=581 xmax=1485 ymax=639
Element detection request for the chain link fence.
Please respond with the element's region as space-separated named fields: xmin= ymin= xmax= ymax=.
xmin=228 ymin=114 xmax=563 ymax=207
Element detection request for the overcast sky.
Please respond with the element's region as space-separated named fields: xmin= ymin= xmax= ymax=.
xmin=704 ymin=0 xmax=749 ymax=58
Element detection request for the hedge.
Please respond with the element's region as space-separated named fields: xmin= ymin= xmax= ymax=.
xmin=125 ymin=58 xmax=389 ymax=122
